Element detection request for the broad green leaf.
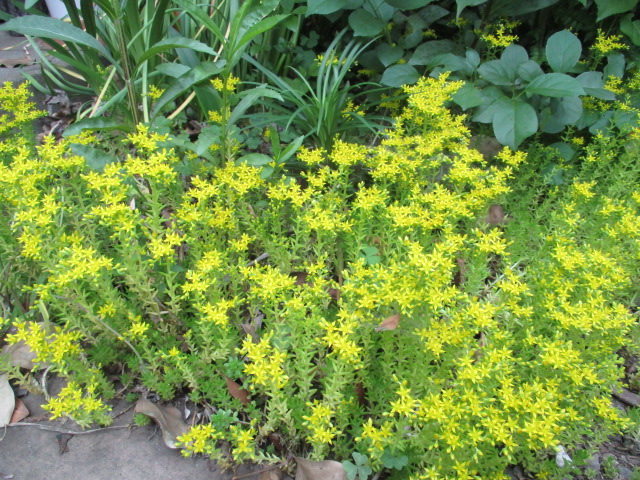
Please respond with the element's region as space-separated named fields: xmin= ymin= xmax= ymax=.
xmin=576 ymin=71 xmax=616 ymax=100
xmin=63 ymin=117 xmax=129 ymax=137
xmin=136 ymin=37 xmax=216 ymax=67
xmin=376 ymin=44 xmax=404 ymax=67
xmin=381 ymin=64 xmax=420 ymax=87
xmin=0 ymin=15 xmax=111 ymax=60
xmin=525 ymin=73 xmax=585 ymax=97
xmin=545 ymin=30 xmax=582 ymax=72
xmin=306 ymin=0 xmax=346 ymax=15
xmin=278 ymin=136 xmax=304 ymax=164
xmin=489 ymin=0 xmax=559 ymax=16
xmin=25 ymin=0 xmax=39 ymax=8
xmin=472 ymin=89 xmax=508 ymax=123
xmin=540 ymin=96 xmax=583 ymax=133
xmin=381 ymin=451 xmax=409 ymax=470
xmin=154 ymin=63 xmax=191 ymax=78
xmin=595 ymin=0 xmax=638 ymax=21
xmin=478 ymin=59 xmax=515 ymax=86
xmin=501 ymin=45 xmax=529 ymax=68
xmin=152 ymin=61 xmax=226 ymax=117
xmin=386 ymin=0 xmax=433 ymax=7
xmin=438 ymin=53 xmax=473 ymax=75
xmin=456 ymin=0 xmax=488 ymax=17
xmin=229 ymin=86 xmax=283 ymax=125
xmin=518 ymin=60 xmax=544 ymax=82
xmin=621 ymin=14 xmax=640 ymax=45
xmin=238 ymin=153 xmax=273 ymax=166
xmin=409 ymin=40 xmax=456 ymax=66
xmin=465 ymin=49 xmax=480 ymax=68
xmin=452 ymin=84 xmax=484 ymax=110
xmin=492 ymin=98 xmax=538 ymax=148
xmin=604 ymin=53 xmax=626 ymax=78
xmin=549 ymin=142 xmax=577 ymax=161
xmin=352 ymin=452 xmax=368 ymax=466
xmin=362 ymin=0 xmax=395 ymax=21
xmin=349 ymin=9 xmax=385 ymax=37
xmin=70 ymin=144 xmax=118 ymax=172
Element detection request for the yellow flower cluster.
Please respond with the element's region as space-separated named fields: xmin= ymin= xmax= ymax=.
xmin=303 ymin=400 xmax=341 ymax=446
xmin=240 ymin=332 xmax=288 ymax=390
xmin=44 ymin=381 xmax=111 ymax=427
xmin=177 ymin=424 xmax=221 ymax=456
xmin=592 ymin=29 xmax=628 ymax=56
xmin=211 ymin=75 xmax=241 ymax=93
xmin=479 ymin=20 xmax=520 ymax=48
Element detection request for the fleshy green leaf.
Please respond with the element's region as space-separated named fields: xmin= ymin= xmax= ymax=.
xmin=594 ymin=0 xmax=639 ymax=21
xmin=492 ymin=98 xmax=538 ymax=148
xmin=545 ymin=30 xmax=582 ymax=72
xmin=525 ymin=73 xmax=585 ymax=97
xmin=380 ymin=64 xmax=420 ymax=87
xmin=348 ymin=9 xmax=385 ymax=37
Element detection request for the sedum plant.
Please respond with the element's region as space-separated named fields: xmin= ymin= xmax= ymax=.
xmin=0 ymin=80 xmax=639 ymax=478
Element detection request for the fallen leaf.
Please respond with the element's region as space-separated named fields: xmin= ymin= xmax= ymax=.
xmin=295 ymin=457 xmax=347 ymax=480
xmin=134 ymin=398 xmax=189 ymax=449
xmin=453 ymin=258 xmax=467 ymax=286
xmin=375 ymin=313 xmax=401 ymax=331
xmin=258 ymin=468 xmax=284 ymax=480
xmin=327 ymin=288 xmax=341 ymax=302
xmin=355 ymin=381 xmax=367 ymax=407
xmin=0 ymin=374 xmax=15 ymax=427
xmin=1 ymin=341 xmax=37 ymax=370
xmin=613 ymin=388 xmax=640 ymax=407
xmin=485 ymin=204 xmax=506 ymax=226
xmin=9 ymin=398 xmax=29 ymax=423
xmin=292 ymin=271 xmax=309 ymax=286
xmin=225 ymin=376 xmax=250 ymax=406
xmin=56 ymin=433 xmax=73 ymax=455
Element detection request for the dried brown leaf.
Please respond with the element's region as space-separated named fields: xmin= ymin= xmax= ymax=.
xmin=134 ymin=398 xmax=189 ymax=449
xmin=9 ymin=398 xmax=29 ymax=423
xmin=295 ymin=458 xmax=346 ymax=480
xmin=56 ymin=433 xmax=73 ymax=455
xmin=225 ymin=376 xmax=250 ymax=406
xmin=327 ymin=288 xmax=341 ymax=302
xmin=375 ymin=313 xmax=401 ymax=331
xmin=355 ymin=381 xmax=367 ymax=407
xmin=0 ymin=374 xmax=15 ymax=427
xmin=2 ymin=341 xmax=37 ymax=370
xmin=485 ymin=204 xmax=506 ymax=226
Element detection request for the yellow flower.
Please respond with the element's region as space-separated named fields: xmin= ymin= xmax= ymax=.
xmin=593 ymin=29 xmax=628 ymax=56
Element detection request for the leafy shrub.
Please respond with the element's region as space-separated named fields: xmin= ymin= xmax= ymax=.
xmin=0 ymin=80 xmax=639 ymax=479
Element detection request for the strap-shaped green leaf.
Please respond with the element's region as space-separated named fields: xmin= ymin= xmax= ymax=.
xmin=0 ymin=15 xmax=112 ymax=60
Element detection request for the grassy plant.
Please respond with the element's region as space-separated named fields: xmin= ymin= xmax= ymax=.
xmin=246 ymin=32 xmax=390 ymax=150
